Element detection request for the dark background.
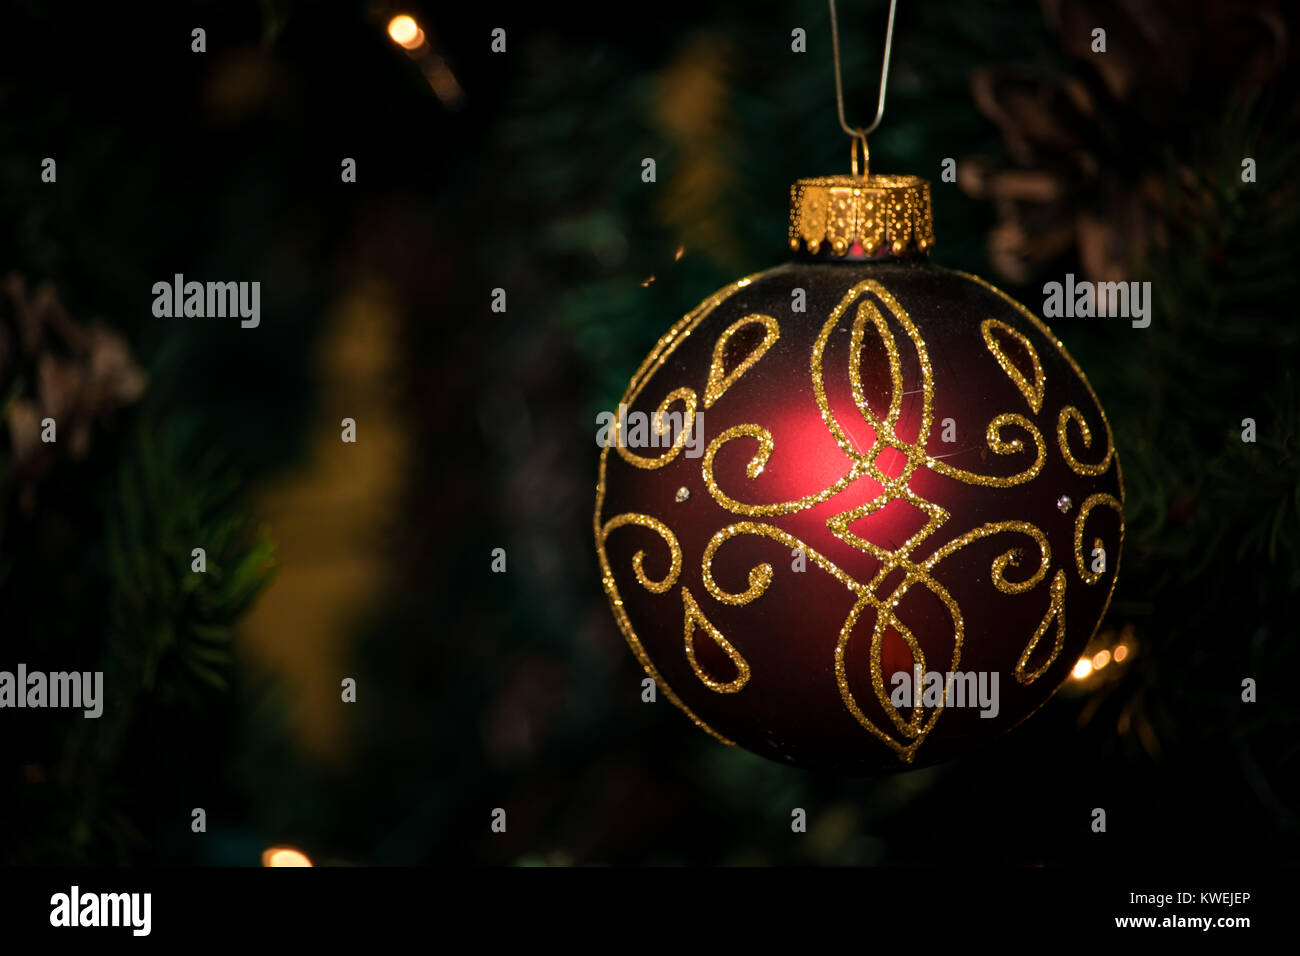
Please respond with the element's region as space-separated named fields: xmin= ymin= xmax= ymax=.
xmin=0 ymin=0 xmax=1296 ymax=866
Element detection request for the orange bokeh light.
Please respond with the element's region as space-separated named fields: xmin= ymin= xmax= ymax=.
xmin=262 ymin=847 xmax=312 ymax=867
xmin=387 ymin=15 xmax=425 ymax=50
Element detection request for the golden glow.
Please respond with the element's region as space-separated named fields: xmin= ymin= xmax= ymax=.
xmin=262 ymin=847 xmax=312 ymax=867
xmin=423 ymin=57 xmax=464 ymax=106
xmin=1071 ymin=658 xmax=1093 ymax=680
xmin=387 ymin=15 xmax=425 ymax=50
xmin=1112 ymin=643 xmax=1129 ymax=662
xmin=1092 ymin=649 xmax=1111 ymax=670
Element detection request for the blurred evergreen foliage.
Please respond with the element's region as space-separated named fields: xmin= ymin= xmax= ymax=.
xmin=1 ymin=421 xmax=274 ymax=863
xmin=0 ymin=1 xmax=306 ymax=863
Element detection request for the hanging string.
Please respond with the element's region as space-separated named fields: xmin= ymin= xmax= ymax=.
xmin=829 ymin=0 xmax=898 ymax=175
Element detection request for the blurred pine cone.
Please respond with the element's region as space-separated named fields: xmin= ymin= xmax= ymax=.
xmin=0 ymin=274 xmax=146 ymax=509
xmin=960 ymin=0 xmax=1292 ymax=284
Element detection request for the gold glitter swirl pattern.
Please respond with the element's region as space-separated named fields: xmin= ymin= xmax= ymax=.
xmin=1014 ymin=569 xmax=1068 ymax=684
xmin=614 ymin=386 xmax=698 ymax=470
xmin=599 ymin=513 xmax=683 ymax=594
xmin=866 ymin=594 xmax=933 ymax=737
xmin=981 ymin=318 xmax=1045 ymax=413
xmin=825 ymin=490 xmax=947 ymax=572
xmin=702 ymin=520 xmax=861 ymax=606
xmin=1058 ymin=405 xmax=1115 ymax=476
xmin=810 ymin=281 xmax=936 ymax=461
xmin=957 ymin=269 xmax=1126 ymax=505
xmin=927 ymin=413 xmax=1046 ymax=488
xmin=833 ymin=572 xmax=964 ymax=761
xmin=681 ymin=587 xmax=751 ymax=693
xmin=594 ymin=273 xmax=764 ymax=747
xmin=702 ymin=425 xmax=869 ymax=517
xmin=704 ymin=313 xmax=780 ymax=409
xmin=850 ymin=298 xmax=905 ymax=432
xmin=923 ymin=521 xmax=1051 ymax=595
xmin=1074 ymin=493 xmax=1123 ymax=585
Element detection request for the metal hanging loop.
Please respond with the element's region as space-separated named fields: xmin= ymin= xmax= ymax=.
xmin=849 ymin=131 xmax=870 ymax=177
xmin=829 ymin=0 xmax=898 ymax=176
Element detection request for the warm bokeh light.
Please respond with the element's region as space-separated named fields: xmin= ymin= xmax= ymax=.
xmin=262 ymin=847 xmax=313 ymax=867
xmin=1112 ymin=643 xmax=1129 ymax=662
xmin=1071 ymin=658 xmax=1093 ymax=680
xmin=387 ymin=15 xmax=425 ymax=50
xmin=1092 ymin=649 xmax=1111 ymax=670
xmin=423 ymin=57 xmax=464 ymax=107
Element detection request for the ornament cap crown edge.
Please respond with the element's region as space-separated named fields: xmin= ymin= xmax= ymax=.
xmin=789 ymin=173 xmax=935 ymax=260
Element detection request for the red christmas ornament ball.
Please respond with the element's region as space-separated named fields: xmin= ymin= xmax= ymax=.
xmin=594 ymin=177 xmax=1124 ymax=771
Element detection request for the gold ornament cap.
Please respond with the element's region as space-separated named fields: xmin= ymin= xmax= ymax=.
xmin=789 ymin=173 xmax=935 ymax=259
